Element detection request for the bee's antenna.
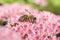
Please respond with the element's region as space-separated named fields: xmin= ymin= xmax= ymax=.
xmin=25 ymin=9 xmax=31 ymax=14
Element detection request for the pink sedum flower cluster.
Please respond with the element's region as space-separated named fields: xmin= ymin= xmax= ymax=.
xmin=0 ymin=3 xmax=60 ymax=40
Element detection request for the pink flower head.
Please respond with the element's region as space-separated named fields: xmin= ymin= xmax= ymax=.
xmin=0 ymin=3 xmax=60 ymax=40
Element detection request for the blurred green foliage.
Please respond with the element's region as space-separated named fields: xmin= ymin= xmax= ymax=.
xmin=0 ymin=0 xmax=60 ymax=15
xmin=45 ymin=0 xmax=60 ymax=15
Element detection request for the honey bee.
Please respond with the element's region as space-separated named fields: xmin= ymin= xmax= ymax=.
xmin=19 ymin=9 xmax=36 ymax=23
xmin=19 ymin=14 xmax=36 ymax=23
xmin=10 ymin=23 xmax=18 ymax=27
xmin=0 ymin=17 xmax=8 ymax=26
xmin=56 ymin=33 xmax=60 ymax=37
